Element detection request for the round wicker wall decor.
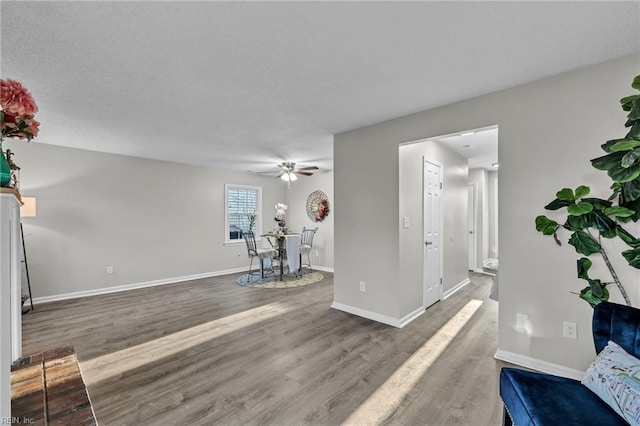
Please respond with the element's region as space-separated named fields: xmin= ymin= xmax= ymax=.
xmin=306 ymin=190 xmax=330 ymax=222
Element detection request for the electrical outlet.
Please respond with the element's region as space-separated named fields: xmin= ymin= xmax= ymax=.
xmin=563 ymin=321 xmax=577 ymax=339
xmin=106 ymin=266 xmax=114 ymax=274
xmin=360 ymin=281 xmax=366 ymax=292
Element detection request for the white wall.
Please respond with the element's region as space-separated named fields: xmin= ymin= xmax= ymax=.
xmin=399 ymin=139 xmax=468 ymax=316
xmin=4 ymin=141 xmax=287 ymax=299
xmin=469 ymin=168 xmax=490 ymax=267
xmin=285 ymin=170 xmax=334 ymax=270
xmin=488 ymin=170 xmax=499 ymax=259
xmin=335 ymin=54 xmax=640 ymax=371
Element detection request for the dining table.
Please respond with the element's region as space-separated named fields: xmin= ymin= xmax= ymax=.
xmin=260 ymin=232 xmax=301 ymax=281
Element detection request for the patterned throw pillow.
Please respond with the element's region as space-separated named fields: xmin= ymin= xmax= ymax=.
xmin=582 ymin=340 xmax=640 ymax=425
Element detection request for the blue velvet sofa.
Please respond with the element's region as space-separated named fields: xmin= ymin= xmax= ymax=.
xmin=500 ymin=301 xmax=640 ymax=425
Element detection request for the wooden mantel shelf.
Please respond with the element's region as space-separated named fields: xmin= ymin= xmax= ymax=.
xmin=0 ymin=187 xmax=21 ymax=203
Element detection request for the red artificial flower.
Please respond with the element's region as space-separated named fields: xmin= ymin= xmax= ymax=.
xmin=0 ymin=79 xmax=39 ymax=141
xmin=0 ymin=79 xmax=37 ymax=117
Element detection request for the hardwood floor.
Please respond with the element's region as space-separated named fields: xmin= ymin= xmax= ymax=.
xmin=22 ymin=272 xmax=505 ymax=425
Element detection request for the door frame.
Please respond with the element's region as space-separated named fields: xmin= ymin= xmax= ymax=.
xmin=468 ymin=183 xmax=478 ymax=271
xmin=423 ymin=156 xmax=444 ymax=308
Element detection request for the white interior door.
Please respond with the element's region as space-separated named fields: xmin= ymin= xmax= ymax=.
xmin=468 ymin=184 xmax=477 ymax=270
xmin=423 ymin=158 xmax=443 ymax=309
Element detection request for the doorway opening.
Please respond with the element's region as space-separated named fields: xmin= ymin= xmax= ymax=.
xmin=398 ymin=125 xmax=499 ymax=310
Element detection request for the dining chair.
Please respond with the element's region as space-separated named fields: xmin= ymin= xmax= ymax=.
xmin=243 ymin=232 xmax=277 ymax=281
xmin=299 ymin=227 xmax=318 ymax=274
xmin=265 ymin=235 xmax=286 ymax=279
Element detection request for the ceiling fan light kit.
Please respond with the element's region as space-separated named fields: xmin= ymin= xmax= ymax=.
xmin=280 ymin=172 xmax=298 ymax=182
xmin=271 ymin=162 xmax=318 ymax=187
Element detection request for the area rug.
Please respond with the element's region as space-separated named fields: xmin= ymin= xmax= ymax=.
xmin=237 ymin=272 xmax=324 ymax=288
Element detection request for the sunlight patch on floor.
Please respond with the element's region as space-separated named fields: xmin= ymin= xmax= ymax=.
xmin=81 ymin=301 xmax=295 ymax=386
xmin=343 ymin=299 xmax=483 ymax=425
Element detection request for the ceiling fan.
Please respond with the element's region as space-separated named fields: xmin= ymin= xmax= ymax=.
xmin=252 ymin=162 xmax=318 ymax=188
xmin=276 ymin=162 xmax=318 ymax=183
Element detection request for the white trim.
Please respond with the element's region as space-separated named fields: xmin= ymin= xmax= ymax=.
xmin=399 ymin=306 xmax=426 ymax=327
xmin=311 ymin=265 xmax=334 ymax=273
xmin=494 ymin=349 xmax=585 ymax=381
xmin=28 ymin=265 xmax=334 ymax=306
xmin=331 ymin=302 xmax=424 ymax=328
xmin=468 ymin=182 xmax=478 ymax=271
xmin=28 ymin=267 xmax=247 ymax=305
xmin=443 ymin=277 xmax=471 ymax=299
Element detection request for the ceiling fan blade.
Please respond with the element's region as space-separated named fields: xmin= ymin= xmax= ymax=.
xmin=295 ymin=166 xmax=319 ymax=171
xmin=276 ymin=172 xmax=285 ymax=178
xmin=296 ymin=171 xmax=314 ymax=176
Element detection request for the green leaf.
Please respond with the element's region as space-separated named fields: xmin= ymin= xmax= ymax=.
xmin=622 ymin=180 xmax=640 ymax=202
xmin=632 ymin=74 xmax=640 ymax=90
xmin=577 ymin=258 xmax=592 ymax=279
xmin=591 ymin=152 xmax=626 ymax=171
xmin=622 ymin=148 xmax=640 ymax=168
xmin=574 ymin=185 xmax=590 ymax=199
xmin=608 ymin=164 xmax=640 ymax=183
xmin=556 ymin=188 xmax=575 ymax=202
xmin=616 ymin=225 xmax=640 ymax=248
xmin=582 ymin=198 xmax=612 ymax=210
xmin=626 ymin=122 xmax=640 ymax=139
xmin=535 ymin=215 xmax=558 ymax=235
xmin=564 ymin=215 xmax=587 ymax=232
xmin=567 ymin=202 xmax=593 ymax=216
xmin=609 ymin=139 xmax=640 ymax=152
xmin=589 ymin=279 xmax=604 ymax=298
xmin=568 ymin=230 xmax=601 ymax=255
xmin=620 ymin=198 xmax=640 ymax=222
xmin=602 ymin=139 xmax=626 ymax=152
xmin=628 ymin=103 xmax=640 ymax=121
xmin=622 ymin=247 xmax=640 ymax=268
xmin=603 ymin=206 xmax=635 ymax=218
xmin=584 ymin=211 xmax=617 ymax=234
xmin=621 ymin=95 xmax=640 ymax=112
xmin=579 ymin=286 xmax=609 ymax=308
xmin=545 ymin=198 xmax=572 ymax=210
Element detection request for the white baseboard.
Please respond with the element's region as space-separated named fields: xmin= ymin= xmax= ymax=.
xmin=494 ymin=349 xmax=585 ymax=381
xmin=330 ymin=302 xmax=424 ymax=328
xmin=29 ymin=265 xmax=334 ymax=306
xmin=28 ymin=267 xmax=247 ymax=305
xmin=311 ymin=265 xmax=334 ymax=273
xmin=443 ymin=277 xmax=471 ymax=300
xmin=398 ymin=306 xmax=426 ymax=327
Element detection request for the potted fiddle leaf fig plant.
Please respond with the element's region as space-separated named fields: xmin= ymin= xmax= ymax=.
xmin=535 ymin=74 xmax=640 ymax=308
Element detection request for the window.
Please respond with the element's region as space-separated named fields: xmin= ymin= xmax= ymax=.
xmin=225 ymin=184 xmax=261 ymax=244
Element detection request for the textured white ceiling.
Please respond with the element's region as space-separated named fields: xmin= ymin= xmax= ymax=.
xmin=437 ymin=127 xmax=499 ymax=170
xmin=1 ymin=1 xmax=638 ymax=174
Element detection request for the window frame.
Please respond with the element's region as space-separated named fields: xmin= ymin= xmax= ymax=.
xmin=224 ymin=184 xmax=262 ymax=245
